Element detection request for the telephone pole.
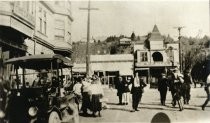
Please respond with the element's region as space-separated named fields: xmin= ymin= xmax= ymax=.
xmin=174 ymin=26 xmax=185 ymax=72
xmin=80 ymin=0 xmax=98 ymax=76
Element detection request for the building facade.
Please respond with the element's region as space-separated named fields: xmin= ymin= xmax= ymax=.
xmin=0 ymin=1 xmax=73 ymax=78
xmin=73 ymin=54 xmax=133 ymax=88
xmin=134 ymin=25 xmax=179 ymax=84
xmin=0 ymin=1 xmax=35 ymax=77
xmin=26 ymin=1 xmax=73 ymax=57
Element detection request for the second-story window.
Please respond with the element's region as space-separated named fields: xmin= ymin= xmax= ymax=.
xmin=38 ymin=7 xmax=42 ymax=32
xmin=55 ymin=20 xmax=65 ymax=41
xmin=140 ymin=52 xmax=148 ymax=62
xmin=43 ymin=11 xmax=47 ymax=35
xmin=38 ymin=7 xmax=47 ymax=35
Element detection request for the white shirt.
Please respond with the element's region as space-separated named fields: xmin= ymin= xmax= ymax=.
xmin=134 ymin=76 xmax=140 ymax=87
xmin=73 ymin=83 xmax=82 ymax=95
xmin=82 ymin=80 xmax=91 ymax=92
xmin=88 ymin=83 xmax=104 ymax=95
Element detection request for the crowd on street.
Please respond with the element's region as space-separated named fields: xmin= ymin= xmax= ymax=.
xmin=115 ymin=68 xmax=210 ymax=112
xmin=71 ymin=66 xmax=210 ymax=119
xmin=1 ymin=67 xmax=210 ymax=120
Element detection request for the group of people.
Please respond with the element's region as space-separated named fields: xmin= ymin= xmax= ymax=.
xmin=115 ymin=76 xmax=131 ymax=105
xmin=156 ymin=68 xmax=210 ymax=111
xmin=115 ymin=67 xmax=210 ymax=112
xmin=73 ymin=74 xmax=104 ymax=117
xmin=157 ymin=68 xmax=195 ymax=111
xmin=116 ymin=72 xmax=147 ymax=112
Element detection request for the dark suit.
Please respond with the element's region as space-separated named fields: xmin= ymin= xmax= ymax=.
xmin=158 ymin=77 xmax=168 ymax=105
xmin=131 ymin=77 xmax=147 ymax=110
xmin=183 ymin=74 xmax=192 ymax=104
xmin=115 ymin=78 xmax=124 ymax=104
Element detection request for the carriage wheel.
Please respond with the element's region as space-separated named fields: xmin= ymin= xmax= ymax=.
xmin=48 ymin=111 xmax=61 ymax=123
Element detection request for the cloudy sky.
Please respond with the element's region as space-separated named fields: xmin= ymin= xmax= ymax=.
xmin=71 ymin=0 xmax=209 ymax=41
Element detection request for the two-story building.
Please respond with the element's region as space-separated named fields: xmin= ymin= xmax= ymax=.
xmin=134 ymin=25 xmax=179 ymax=84
xmin=0 ymin=1 xmax=73 ymax=79
xmin=25 ymin=1 xmax=73 ymax=58
xmin=0 ymin=1 xmax=35 ymax=77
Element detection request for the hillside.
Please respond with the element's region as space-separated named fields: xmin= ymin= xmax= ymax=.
xmin=72 ymin=37 xmax=133 ymax=63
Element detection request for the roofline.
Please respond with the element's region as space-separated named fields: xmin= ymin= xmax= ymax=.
xmin=41 ymin=1 xmax=74 ymax=22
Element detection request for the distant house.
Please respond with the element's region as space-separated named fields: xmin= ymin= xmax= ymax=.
xmin=119 ymin=38 xmax=132 ymax=45
xmin=134 ymin=25 xmax=180 ymax=84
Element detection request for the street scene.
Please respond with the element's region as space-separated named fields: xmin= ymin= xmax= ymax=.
xmin=0 ymin=0 xmax=210 ymax=123
xmin=80 ymin=86 xmax=210 ymax=123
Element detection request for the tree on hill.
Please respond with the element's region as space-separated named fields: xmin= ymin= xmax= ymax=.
xmin=181 ymin=35 xmax=210 ymax=81
xmin=131 ymin=32 xmax=136 ymax=41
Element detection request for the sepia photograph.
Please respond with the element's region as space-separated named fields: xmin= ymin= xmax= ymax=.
xmin=0 ymin=0 xmax=209 ymax=123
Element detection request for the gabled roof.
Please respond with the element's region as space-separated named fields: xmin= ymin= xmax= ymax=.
xmin=152 ymin=24 xmax=160 ymax=33
xmin=149 ymin=25 xmax=164 ymax=41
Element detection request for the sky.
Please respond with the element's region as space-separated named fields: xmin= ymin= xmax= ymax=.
xmin=71 ymin=0 xmax=210 ymax=42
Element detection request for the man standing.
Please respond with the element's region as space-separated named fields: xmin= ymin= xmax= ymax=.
xmin=158 ymin=73 xmax=168 ymax=106
xmin=183 ymin=70 xmax=192 ymax=104
xmin=202 ymin=73 xmax=210 ymax=110
xmin=115 ymin=76 xmax=124 ymax=105
xmin=131 ymin=72 xmax=146 ymax=112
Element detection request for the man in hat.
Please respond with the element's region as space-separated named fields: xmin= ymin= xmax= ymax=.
xmin=115 ymin=76 xmax=124 ymax=105
xmin=158 ymin=73 xmax=168 ymax=106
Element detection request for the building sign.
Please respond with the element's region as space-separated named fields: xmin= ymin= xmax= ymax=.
xmin=13 ymin=4 xmax=35 ymax=25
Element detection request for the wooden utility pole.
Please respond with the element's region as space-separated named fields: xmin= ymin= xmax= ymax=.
xmin=174 ymin=26 xmax=185 ymax=72
xmin=80 ymin=0 xmax=98 ymax=76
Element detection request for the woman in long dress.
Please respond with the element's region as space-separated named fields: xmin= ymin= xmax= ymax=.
xmin=88 ymin=75 xmax=104 ymax=117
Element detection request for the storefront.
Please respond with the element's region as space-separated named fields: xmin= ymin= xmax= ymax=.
xmin=90 ymin=54 xmax=133 ymax=88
